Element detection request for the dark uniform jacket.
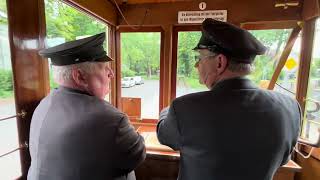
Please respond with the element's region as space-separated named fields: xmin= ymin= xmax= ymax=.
xmin=28 ymin=86 xmax=146 ymax=180
xmin=157 ymin=77 xmax=301 ymax=180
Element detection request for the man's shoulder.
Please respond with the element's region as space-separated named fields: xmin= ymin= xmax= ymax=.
xmin=172 ymin=91 xmax=212 ymax=106
xmin=50 ymin=90 xmax=126 ymax=122
xmin=260 ymin=89 xmax=296 ymax=101
xmin=257 ymin=89 xmax=300 ymax=108
xmin=89 ymin=98 xmax=126 ymax=119
xmin=177 ymin=90 xmax=211 ymax=100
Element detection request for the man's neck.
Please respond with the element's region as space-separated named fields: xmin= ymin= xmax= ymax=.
xmin=209 ymin=71 xmax=247 ymax=89
xmin=59 ymin=81 xmax=88 ymax=93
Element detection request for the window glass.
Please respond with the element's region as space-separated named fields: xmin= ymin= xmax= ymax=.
xmin=249 ymin=29 xmax=292 ymax=90
xmin=176 ymin=31 xmax=206 ymax=97
xmin=273 ymin=32 xmax=301 ymax=98
xmin=44 ymin=0 xmax=109 ymax=100
xmin=121 ymin=32 xmax=161 ymax=119
xmin=302 ymin=18 xmax=320 ymax=142
xmin=0 ymin=0 xmax=21 ymax=179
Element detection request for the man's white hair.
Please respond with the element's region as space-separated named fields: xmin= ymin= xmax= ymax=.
xmin=227 ymin=60 xmax=254 ymax=75
xmin=206 ymin=51 xmax=254 ymax=74
xmin=52 ymin=62 xmax=98 ymax=84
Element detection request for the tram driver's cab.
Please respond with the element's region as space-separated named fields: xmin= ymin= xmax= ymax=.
xmin=0 ymin=0 xmax=320 ymax=180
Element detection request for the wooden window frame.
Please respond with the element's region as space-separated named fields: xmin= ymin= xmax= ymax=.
xmin=297 ymin=18 xmax=320 ymax=161
xmin=116 ymin=26 xmax=165 ymax=124
xmin=170 ymin=25 xmax=201 ymax=101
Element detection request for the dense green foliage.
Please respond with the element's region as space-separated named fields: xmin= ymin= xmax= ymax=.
xmin=0 ymin=0 xmax=6 ymax=13
xmin=121 ymin=33 xmax=160 ymax=78
xmin=177 ymin=32 xmax=201 ymax=78
xmin=45 ymin=0 xmax=106 ymax=41
xmin=311 ymin=58 xmax=320 ymax=78
xmin=0 ymin=0 xmax=7 ymax=24
xmin=0 ymin=69 xmax=13 ymax=97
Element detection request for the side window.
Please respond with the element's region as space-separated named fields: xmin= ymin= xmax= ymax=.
xmin=174 ymin=29 xmax=299 ymax=98
xmin=274 ymin=32 xmax=301 ymax=98
xmin=176 ymin=31 xmax=206 ymax=98
xmin=44 ymin=0 xmax=110 ymax=100
xmin=302 ymin=18 xmax=320 ymax=141
xmin=120 ymin=32 xmax=161 ymax=120
xmin=0 ymin=0 xmax=21 ymax=179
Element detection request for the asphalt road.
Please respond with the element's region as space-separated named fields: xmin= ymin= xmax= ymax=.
xmin=121 ymin=79 xmax=207 ymax=119
xmin=0 ymin=98 xmax=21 ymax=180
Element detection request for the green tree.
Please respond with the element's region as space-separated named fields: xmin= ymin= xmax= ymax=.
xmin=0 ymin=0 xmax=6 ymax=13
xmin=249 ymin=29 xmax=291 ymax=84
xmin=178 ymin=32 xmax=201 ymax=78
xmin=121 ymin=33 xmax=160 ymax=78
xmin=251 ymin=29 xmax=290 ymax=57
xmin=310 ymin=58 xmax=320 ymax=77
xmin=45 ymin=0 xmax=106 ymax=40
xmin=0 ymin=0 xmax=7 ymax=24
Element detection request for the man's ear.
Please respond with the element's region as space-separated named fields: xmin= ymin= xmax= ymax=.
xmin=72 ymin=68 xmax=87 ymax=87
xmin=216 ymin=54 xmax=228 ymax=75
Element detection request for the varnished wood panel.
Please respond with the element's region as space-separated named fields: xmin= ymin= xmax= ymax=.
xmin=121 ymin=97 xmax=141 ymax=118
xmin=135 ymin=125 xmax=301 ymax=180
xmin=109 ymin=26 xmax=118 ymax=106
xmin=302 ymin=0 xmax=320 ymax=20
xmin=7 ymin=0 xmax=49 ymax=178
xmin=296 ymin=155 xmax=320 ymax=180
xmin=65 ymin=0 xmax=117 ymax=26
xmin=135 ymin=157 xmax=179 ymax=180
xmin=135 ymin=154 xmax=301 ymax=180
xmin=161 ymin=25 xmax=172 ymax=108
xmin=301 ymin=145 xmax=320 ymax=160
xmin=117 ymin=0 xmax=191 ymax=4
xmin=119 ymin=0 xmax=302 ymax=26
xmin=241 ymin=20 xmax=299 ymax=30
xmin=116 ymin=30 xmax=122 ymax=108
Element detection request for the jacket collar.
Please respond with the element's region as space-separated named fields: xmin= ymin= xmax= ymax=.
xmin=57 ymin=86 xmax=93 ymax=96
xmin=210 ymin=77 xmax=257 ymax=93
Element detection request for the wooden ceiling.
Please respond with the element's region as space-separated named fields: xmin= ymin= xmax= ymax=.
xmin=115 ymin=0 xmax=305 ymax=5
xmin=115 ymin=0 xmax=192 ymax=5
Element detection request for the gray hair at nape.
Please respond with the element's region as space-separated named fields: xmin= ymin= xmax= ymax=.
xmin=52 ymin=62 xmax=98 ymax=84
xmin=227 ymin=58 xmax=255 ymax=75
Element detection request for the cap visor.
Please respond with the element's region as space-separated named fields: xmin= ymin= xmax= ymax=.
xmin=106 ymin=56 xmax=114 ymax=61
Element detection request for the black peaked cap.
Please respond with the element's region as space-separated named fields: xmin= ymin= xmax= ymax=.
xmin=39 ymin=33 xmax=113 ymax=66
xmin=194 ymin=18 xmax=267 ymax=63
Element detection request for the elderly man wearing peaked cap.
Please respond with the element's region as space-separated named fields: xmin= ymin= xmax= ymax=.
xmin=157 ymin=18 xmax=301 ymax=180
xmin=28 ymin=33 xmax=146 ymax=180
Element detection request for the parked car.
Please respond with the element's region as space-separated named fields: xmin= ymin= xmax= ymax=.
xmin=133 ymin=76 xmax=144 ymax=85
xmin=121 ymin=77 xmax=135 ymax=88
